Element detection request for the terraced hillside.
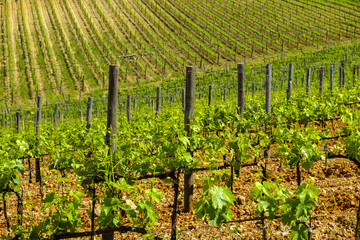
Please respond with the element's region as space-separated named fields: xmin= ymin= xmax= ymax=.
xmin=0 ymin=0 xmax=360 ymax=103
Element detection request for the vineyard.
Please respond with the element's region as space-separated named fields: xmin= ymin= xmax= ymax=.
xmin=0 ymin=38 xmax=360 ymax=239
xmin=1 ymin=0 xmax=360 ymax=239
xmin=0 ymin=0 xmax=360 ymax=104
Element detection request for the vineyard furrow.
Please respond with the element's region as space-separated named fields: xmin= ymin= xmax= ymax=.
xmin=224 ymin=0 xmax=305 ymax=49
xmin=29 ymin=0 xmax=59 ymax=97
xmin=176 ymin=0 xmax=244 ymax=58
xmin=10 ymin=0 xmax=33 ymax=101
xmin=92 ymin=0 xmax=155 ymax=78
xmin=183 ymin=0 xmax=270 ymax=53
xmin=114 ymin=0 xmax=182 ymax=71
xmin=47 ymin=0 xmax=91 ymax=92
xmin=154 ymin=0 xmax=234 ymax=60
xmin=68 ymin=0 xmax=112 ymax=83
xmin=119 ymin=0 xmax=171 ymax=70
xmin=36 ymin=0 xmax=78 ymax=94
xmin=294 ymin=0 xmax=360 ymax=30
xmin=203 ymin=0 xmax=283 ymax=53
xmin=165 ymin=0 xmax=242 ymax=60
xmin=124 ymin=0 xmax=189 ymax=69
xmin=61 ymin=0 xmax=102 ymax=86
xmin=18 ymin=0 xmax=38 ymax=98
xmin=33 ymin=0 xmax=61 ymax=93
xmin=132 ymin=0 xmax=191 ymax=62
xmin=74 ymin=0 xmax=114 ymax=69
xmin=104 ymin=0 xmax=170 ymax=74
xmin=78 ymin=0 xmax=130 ymax=80
xmin=0 ymin=1 xmax=8 ymax=100
xmin=84 ymin=0 xmax=136 ymax=79
xmin=22 ymin=0 xmax=48 ymax=96
xmin=47 ymin=0 xmax=84 ymax=93
xmin=272 ymin=0 xmax=352 ymax=40
xmin=97 ymin=0 xmax=150 ymax=77
xmin=251 ymin=0 xmax=327 ymax=44
xmin=137 ymin=0 xmax=217 ymax=65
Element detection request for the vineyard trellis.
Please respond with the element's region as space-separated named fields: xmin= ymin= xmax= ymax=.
xmin=1 ymin=49 xmax=360 ymax=239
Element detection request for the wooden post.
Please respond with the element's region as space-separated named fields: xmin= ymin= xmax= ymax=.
xmin=306 ymin=68 xmax=311 ymax=97
xmin=103 ymin=72 xmax=105 ymax=88
xmin=184 ymin=66 xmax=195 ymax=213
xmin=223 ymin=85 xmax=226 ymax=102
xmin=127 ymin=95 xmax=131 ymax=123
xmin=134 ymin=98 xmax=137 ymax=114
xmin=59 ymin=110 xmax=62 ymax=123
xmin=353 ymin=64 xmax=356 ymax=87
xmin=35 ymin=97 xmax=42 ymax=183
xmin=156 ymin=86 xmax=161 ymax=115
xmin=54 ymin=104 xmax=58 ymax=127
xmin=208 ymin=84 xmax=212 ymax=106
xmin=86 ymin=97 xmax=93 ymax=129
xmin=103 ymin=65 xmax=119 ymax=240
xmin=356 ymin=199 xmax=360 ymax=239
xmin=252 ymin=81 xmax=255 ymax=96
xmin=265 ymin=65 xmax=271 ymax=116
xmin=339 ymin=67 xmax=342 ymax=89
xmin=82 ymin=74 xmax=85 ymax=92
xmin=287 ymin=63 xmax=293 ymax=101
xmin=16 ymin=111 xmax=20 ymax=133
xmin=105 ymin=64 xmax=118 ymax=152
xmin=342 ymin=67 xmax=345 ymax=88
xmin=264 ymin=64 xmax=271 ymax=159
xmin=80 ymin=103 xmax=83 ymax=123
xmin=238 ymin=63 xmax=245 ymax=117
xmin=319 ymin=67 xmax=324 ymax=96
xmin=64 ymin=104 xmax=68 ymax=120
xmin=273 ymin=81 xmax=277 ymax=92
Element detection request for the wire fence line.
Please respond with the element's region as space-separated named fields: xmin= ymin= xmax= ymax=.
xmin=0 ymin=60 xmax=359 ymax=111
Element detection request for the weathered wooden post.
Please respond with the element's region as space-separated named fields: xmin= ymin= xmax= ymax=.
xmin=264 ymin=64 xmax=271 ymax=158
xmin=238 ymin=63 xmax=245 ymax=117
xmin=208 ymin=84 xmax=212 ymax=106
xmin=356 ymin=199 xmax=360 ymax=239
xmin=287 ymin=63 xmax=293 ymax=101
xmin=306 ymin=68 xmax=311 ymax=97
xmin=266 ymin=65 xmax=271 ymax=116
xmin=54 ymin=104 xmax=58 ymax=127
xmin=319 ymin=67 xmax=324 ymax=96
xmin=127 ymin=95 xmax=131 ymax=123
xmin=156 ymin=86 xmax=161 ymax=115
xmin=330 ymin=65 xmax=334 ymax=92
xmin=341 ymin=60 xmax=345 ymax=88
xmin=252 ymin=81 xmax=255 ymax=96
xmin=103 ymin=65 xmax=119 ymax=240
xmin=105 ymin=64 xmax=118 ymax=153
xmin=184 ymin=66 xmax=195 ymax=213
xmin=16 ymin=111 xmax=20 ymax=133
xmin=86 ymin=97 xmax=93 ymax=129
xmin=5 ymin=111 xmax=8 ymax=127
xmin=35 ymin=97 xmax=42 ymax=184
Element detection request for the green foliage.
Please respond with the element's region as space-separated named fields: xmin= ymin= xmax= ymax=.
xmin=31 ymin=190 xmax=84 ymax=237
xmin=195 ymin=170 xmax=235 ymax=226
xmin=251 ymin=181 xmax=318 ymax=240
xmin=276 ymin=127 xmax=323 ymax=170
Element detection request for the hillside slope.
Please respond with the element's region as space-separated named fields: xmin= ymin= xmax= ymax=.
xmin=0 ymin=0 xmax=360 ymax=103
